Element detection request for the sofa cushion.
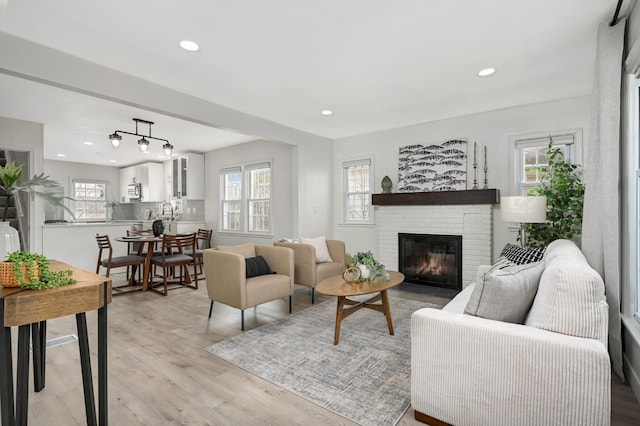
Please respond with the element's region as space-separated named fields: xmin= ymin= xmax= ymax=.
xmin=525 ymin=253 xmax=608 ymax=343
xmin=488 ymin=256 xmax=516 ymax=271
xmin=217 ymin=243 xmax=256 ymax=259
xmin=245 ymin=255 xmax=273 ymax=278
xmin=301 ymin=236 xmax=333 ymax=263
xmin=500 ymin=243 xmax=545 ymax=265
xmin=464 ymin=261 xmax=544 ymax=323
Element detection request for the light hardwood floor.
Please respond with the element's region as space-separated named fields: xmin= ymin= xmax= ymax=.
xmin=8 ymin=276 xmax=640 ymax=425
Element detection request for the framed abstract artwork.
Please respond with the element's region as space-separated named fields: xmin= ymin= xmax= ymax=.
xmin=398 ymin=140 xmax=467 ymax=192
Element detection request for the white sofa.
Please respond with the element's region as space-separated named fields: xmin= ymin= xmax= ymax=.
xmin=411 ymin=239 xmax=611 ymax=426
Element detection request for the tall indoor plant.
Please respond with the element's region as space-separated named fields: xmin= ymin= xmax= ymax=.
xmin=0 ymin=161 xmax=72 ymax=258
xmin=524 ymin=139 xmax=585 ymax=248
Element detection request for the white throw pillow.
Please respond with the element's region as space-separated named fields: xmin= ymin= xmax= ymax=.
xmin=301 ymin=236 xmax=333 ymax=263
xmin=464 ymin=261 xmax=544 ymax=324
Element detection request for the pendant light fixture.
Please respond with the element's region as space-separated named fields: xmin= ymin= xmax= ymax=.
xmin=109 ymin=118 xmax=173 ymax=156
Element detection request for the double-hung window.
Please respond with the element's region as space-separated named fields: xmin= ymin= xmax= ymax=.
xmin=342 ymin=158 xmax=373 ymax=224
xmin=221 ymin=167 xmax=242 ymax=231
xmin=220 ymin=162 xmax=272 ymax=234
xmin=72 ymin=179 xmax=108 ymax=220
xmin=514 ymin=133 xmax=577 ymax=195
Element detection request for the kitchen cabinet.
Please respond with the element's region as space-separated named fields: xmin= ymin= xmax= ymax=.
xmin=169 ymin=153 xmax=204 ymax=200
xmin=119 ymin=162 xmax=164 ymax=202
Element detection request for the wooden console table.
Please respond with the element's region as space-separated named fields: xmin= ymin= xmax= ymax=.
xmin=0 ymin=260 xmax=112 ymax=425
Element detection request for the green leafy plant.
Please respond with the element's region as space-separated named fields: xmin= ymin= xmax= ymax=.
xmin=0 ymin=161 xmax=74 ymax=221
xmin=6 ymin=250 xmax=76 ymax=290
xmin=348 ymin=250 xmax=391 ymax=281
xmin=524 ymin=139 xmax=585 ymax=248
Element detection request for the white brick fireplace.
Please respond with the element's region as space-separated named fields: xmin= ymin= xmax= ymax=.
xmin=376 ymin=203 xmax=494 ymax=288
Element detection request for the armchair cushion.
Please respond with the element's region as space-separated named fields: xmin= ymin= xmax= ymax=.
xmin=464 ymin=261 xmax=544 ymax=324
xmin=301 ymin=236 xmax=333 ymax=263
xmin=245 ymin=255 xmax=273 ymax=278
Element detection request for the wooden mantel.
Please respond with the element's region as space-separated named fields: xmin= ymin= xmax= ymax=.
xmin=371 ymin=189 xmax=500 ymax=206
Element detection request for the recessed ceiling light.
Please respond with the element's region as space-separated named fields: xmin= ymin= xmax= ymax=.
xmin=321 ymin=110 xmax=333 ymax=116
xmin=478 ymin=67 xmax=496 ymax=77
xmin=179 ymin=40 xmax=200 ymax=52
xmin=56 ymin=154 xmax=66 ymax=157
xmin=109 ymin=160 xmax=117 ymax=163
xmin=83 ymin=141 xmax=93 ymax=145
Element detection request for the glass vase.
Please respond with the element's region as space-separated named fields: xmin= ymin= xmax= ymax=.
xmin=0 ymin=221 xmax=20 ymax=261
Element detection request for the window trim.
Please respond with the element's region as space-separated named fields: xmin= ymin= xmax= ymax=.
xmin=219 ymin=160 xmax=272 ymax=235
xmin=508 ymin=129 xmax=583 ymax=196
xmin=342 ymin=157 xmax=374 ymax=225
xmin=71 ymin=178 xmax=110 ymax=221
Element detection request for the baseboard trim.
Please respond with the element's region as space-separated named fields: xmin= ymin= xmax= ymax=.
xmin=623 ymin=352 xmax=640 ymax=406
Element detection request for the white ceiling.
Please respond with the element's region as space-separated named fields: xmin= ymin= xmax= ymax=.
xmin=0 ymin=0 xmax=624 ymax=167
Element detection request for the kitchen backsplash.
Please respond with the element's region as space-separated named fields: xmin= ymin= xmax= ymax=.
xmin=115 ymin=200 xmax=205 ymax=221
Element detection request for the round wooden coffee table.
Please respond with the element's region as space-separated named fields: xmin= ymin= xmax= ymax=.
xmin=315 ymin=271 xmax=405 ymax=345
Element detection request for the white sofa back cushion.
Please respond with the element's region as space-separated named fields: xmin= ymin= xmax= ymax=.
xmin=525 ymin=239 xmax=608 ymax=346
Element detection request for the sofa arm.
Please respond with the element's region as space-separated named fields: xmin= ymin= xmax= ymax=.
xmin=273 ymin=242 xmax=316 ymax=286
xmin=411 ymin=308 xmax=611 ymax=426
xmin=326 ymin=240 xmax=346 ymax=266
xmin=203 ymin=249 xmax=246 ymax=308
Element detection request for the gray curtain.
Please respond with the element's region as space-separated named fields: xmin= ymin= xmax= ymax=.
xmin=582 ymin=18 xmax=626 ymax=380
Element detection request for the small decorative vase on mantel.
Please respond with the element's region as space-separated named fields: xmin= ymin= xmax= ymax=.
xmin=0 ymin=221 xmax=20 ymax=262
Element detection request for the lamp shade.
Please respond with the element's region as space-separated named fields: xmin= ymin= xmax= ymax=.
xmin=501 ymin=196 xmax=547 ymax=223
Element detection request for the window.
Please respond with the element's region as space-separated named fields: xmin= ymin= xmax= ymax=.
xmin=514 ymin=133 xmax=577 ymax=195
xmin=220 ymin=162 xmax=271 ymax=234
xmin=247 ymin=164 xmax=271 ymax=232
xmin=343 ymin=158 xmax=372 ymax=224
xmin=72 ymin=180 xmax=107 ymax=220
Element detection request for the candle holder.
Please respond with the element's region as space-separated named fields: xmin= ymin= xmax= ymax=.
xmin=483 ymin=145 xmax=488 ymax=189
xmin=472 ymin=142 xmax=478 ymax=190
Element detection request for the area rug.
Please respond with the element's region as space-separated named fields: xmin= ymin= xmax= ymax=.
xmin=204 ymin=296 xmax=442 ymax=426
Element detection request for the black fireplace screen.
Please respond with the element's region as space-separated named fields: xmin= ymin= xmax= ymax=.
xmin=398 ymin=233 xmax=462 ymax=290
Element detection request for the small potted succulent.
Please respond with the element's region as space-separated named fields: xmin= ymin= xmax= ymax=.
xmin=0 ymin=250 xmax=75 ymax=289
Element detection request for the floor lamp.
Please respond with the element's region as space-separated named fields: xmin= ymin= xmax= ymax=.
xmin=501 ymin=196 xmax=547 ymax=247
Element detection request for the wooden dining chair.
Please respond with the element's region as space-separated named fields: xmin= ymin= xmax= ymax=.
xmin=193 ymin=228 xmax=213 ymax=276
xmin=149 ymin=233 xmax=198 ymax=296
xmin=95 ymin=234 xmax=146 ymax=295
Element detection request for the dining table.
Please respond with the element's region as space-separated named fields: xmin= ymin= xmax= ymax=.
xmin=115 ymin=235 xmax=162 ymax=292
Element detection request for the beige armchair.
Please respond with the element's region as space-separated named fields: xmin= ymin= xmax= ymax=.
xmin=203 ymin=243 xmax=294 ymax=330
xmin=273 ymin=239 xmax=345 ymax=303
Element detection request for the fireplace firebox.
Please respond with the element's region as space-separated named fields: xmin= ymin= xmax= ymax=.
xmin=398 ymin=233 xmax=462 ymax=290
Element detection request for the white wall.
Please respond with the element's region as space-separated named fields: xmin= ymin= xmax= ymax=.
xmin=332 ymin=95 xmax=591 ymax=260
xmin=204 ymin=140 xmax=295 ymax=246
xmin=0 ymin=116 xmax=44 ymax=252
xmin=44 ymin=159 xmax=120 ymax=203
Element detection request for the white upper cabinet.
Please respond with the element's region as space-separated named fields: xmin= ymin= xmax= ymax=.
xmin=119 ymin=162 xmax=165 ymax=202
xmin=168 ymin=153 xmax=204 ymax=200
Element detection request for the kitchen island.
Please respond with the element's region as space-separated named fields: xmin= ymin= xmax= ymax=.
xmin=42 ymin=221 xmax=205 ymax=272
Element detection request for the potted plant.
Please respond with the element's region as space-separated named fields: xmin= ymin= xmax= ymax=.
xmin=524 ymin=139 xmax=585 ymax=248
xmin=0 ymin=161 xmax=73 ymax=258
xmin=348 ymin=251 xmax=391 ymax=281
xmin=0 ymin=250 xmax=75 ymax=289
